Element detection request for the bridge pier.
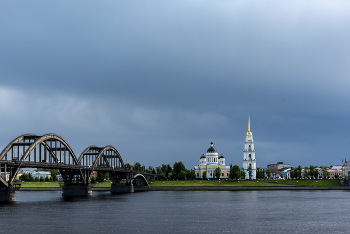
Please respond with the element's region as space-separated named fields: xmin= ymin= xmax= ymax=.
xmin=0 ymin=186 xmax=16 ymax=202
xmin=62 ymin=184 xmax=92 ymax=197
xmin=110 ymin=183 xmax=134 ymax=193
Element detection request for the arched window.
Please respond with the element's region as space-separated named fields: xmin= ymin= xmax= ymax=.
xmin=249 ymin=145 xmax=251 ymax=150
xmin=249 ymin=154 xmax=251 ymax=159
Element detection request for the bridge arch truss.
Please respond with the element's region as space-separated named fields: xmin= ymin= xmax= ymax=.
xmin=78 ymin=145 xmax=125 ymax=181
xmin=0 ymin=133 xmax=79 ymax=185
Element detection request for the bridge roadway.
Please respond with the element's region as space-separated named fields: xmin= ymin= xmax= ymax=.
xmin=0 ymin=133 xmax=156 ymax=202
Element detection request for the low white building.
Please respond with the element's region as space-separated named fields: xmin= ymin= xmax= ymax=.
xmin=32 ymin=171 xmax=51 ymax=179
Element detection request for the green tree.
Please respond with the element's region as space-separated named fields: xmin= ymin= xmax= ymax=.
xmin=202 ymin=171 xmax=207 ymax=179
xmin=313 ymin=167 xmax=319 ymax=179
xmin=19 ymin=173 xmax=32 ymax=181
xmin=247 ymin=165 xmax=253 ymax=179
xmin=229 ymin=165 xmax=241 ymax=180
xmin=304 ymin=166 xmax=309 ymax=178
xmin=309 ymin=165 xmax=315 ymax=178
xmin=185 ymin=170 xmax=191 ymax=179
xmin=215 ymin=167 xmax=221 ymax=179
xmin=320 ymin=166 xmax=329 ymax=179
xmin=156 ymin=166 xmax=162 ymax=175
xmin=185 ymin=170 xmax=196 ymax=180
xmin=134 ymin=162 xmax=142 ymax=171
xmin=178 ymin=170 xmax=186 ymax=180
xmin=45 ymin=176 xmax=50 ymax=182
xmin=161 ymin=164 xmax=168 ymax=177
xmin=241 ymin=170 xmax=246 ymax=179
xmin=290 ymin=168 xmax=298 ymax=179
xmin=297 ymin=165 xmax=302 ymax=179
xmin=167 ymin=164 xmax=172 ymax=178
xmin=189 ymin=170 xmax=196 ymax=179
xmin=256 ymin=168 xmax=261 ymax=179
xmin=39 ymin=176 xmax=45 ymax=182
xmin=173 ymin=161 xmax=186 ymax=179
xmin=266 ymin=169 xmax=271 ymax=179
xmin=258 ymin=169 xmax=264 ymax=179
xmin=97 ymin=171 xmax=109 ymax=182
xmin=125 ymin=163 xmax=132 ymax=169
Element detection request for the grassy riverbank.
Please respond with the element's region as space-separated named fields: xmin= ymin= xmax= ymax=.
xmin=150 ymin=179 xmax=342 ymax=187
xmin=15 ymin=181 xmax=114 ymax=188
xmin=15 ymin=180 xmax=342 ymax=188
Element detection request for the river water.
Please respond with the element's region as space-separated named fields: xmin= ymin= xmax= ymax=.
xmin=0 ymin=190 xmax=350 ymax=233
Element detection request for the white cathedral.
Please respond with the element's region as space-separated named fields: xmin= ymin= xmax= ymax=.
xmin=194 ymin=116 xmax=256 ymax=180
xmin=194 ymin=141 xmax=230 ymax=179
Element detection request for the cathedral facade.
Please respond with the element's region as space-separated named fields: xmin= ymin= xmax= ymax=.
xmin=194 ymin=141 xmax=230 ymax=179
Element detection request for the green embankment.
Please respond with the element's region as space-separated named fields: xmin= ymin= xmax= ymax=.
xmin=15 ymin=180 xmax=342 ymax=188
xmin=15 ymin=181 xmax=113 ymax=188
xmin=150 ymin=179 xmax=342 ymax=187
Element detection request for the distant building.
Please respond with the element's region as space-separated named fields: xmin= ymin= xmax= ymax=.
xmin=243 ymin=115 xmax=256 ymax=179
xmin=32 ymin=171 xmax=51 ymax=179
xmin=56 ymin=174 xmax=63 ymax=181
xmin=316 ymin=166 xmax=342 ymax=179
xmin=267 ymin=162 xmax=290 ymax=178
xmin=0 ymin=172 xmax=10 ymax=181
xmin=342 ymin=159 xmax=350 ymax=185
xmin=194 ymin=141 xmax=230 ymax=179
xmin=282 ymin=168 xmax=292 ymax=179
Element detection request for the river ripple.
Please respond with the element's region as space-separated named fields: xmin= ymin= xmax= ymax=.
xmin=0 ymin=190 xmax=349 ymax=234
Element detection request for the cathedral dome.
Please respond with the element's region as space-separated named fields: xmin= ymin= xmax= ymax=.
xmin=207 ymin=141 xmax=217 ymax=153
xmin=200 ymin=154 xmax=206 ymax=159
xmin=218 ymin=154 xmax=225 ymax=159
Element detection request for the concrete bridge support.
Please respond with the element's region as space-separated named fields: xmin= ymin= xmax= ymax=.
xmin=62 ymin=184 xmax=92 ymax=197
xmin=110 ymin=183 xmax=134 ymax=193
xmin=0 ymin=186 xmax=16 ymax=202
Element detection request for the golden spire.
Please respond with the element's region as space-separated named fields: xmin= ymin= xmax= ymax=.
xmin=246 ymin=115 xmax=252 ymax=136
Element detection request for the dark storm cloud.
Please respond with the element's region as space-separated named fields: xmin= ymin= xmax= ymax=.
xmin=1 ymin=1 xmax=350 ymax=168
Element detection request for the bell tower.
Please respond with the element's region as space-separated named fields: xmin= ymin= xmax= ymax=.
xmin=243 ymin=115 xmax=256 ymax=179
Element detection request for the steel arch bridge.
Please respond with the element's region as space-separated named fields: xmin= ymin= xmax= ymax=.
xmin=0 ymin=133 xmax=154 ymax=201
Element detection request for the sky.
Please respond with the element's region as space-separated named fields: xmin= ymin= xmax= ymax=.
xmin=1 ymin=1 xmax=350 ymax=169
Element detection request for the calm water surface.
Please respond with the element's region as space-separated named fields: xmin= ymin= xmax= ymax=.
xmin=1 ymin=190 xmax=350 ymax=233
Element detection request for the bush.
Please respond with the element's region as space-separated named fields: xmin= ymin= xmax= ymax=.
xmin=178 ymin=170 xmax=186 ymax=180
xmin=202 ymin=171 xmax=207 ymax=179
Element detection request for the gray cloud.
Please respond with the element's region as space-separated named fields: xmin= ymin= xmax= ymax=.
xmin=1 ymin=1 xmax=350 ymax=168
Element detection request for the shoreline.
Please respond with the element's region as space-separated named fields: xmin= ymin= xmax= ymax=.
xmin=17 ymin=186 xmax=350 ymax=191
xmin=18 ymin=187 xmax=110 ymax=191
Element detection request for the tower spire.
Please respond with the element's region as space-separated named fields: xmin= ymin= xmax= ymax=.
xmin=246 ymin=115 xmax=252 ymax=136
